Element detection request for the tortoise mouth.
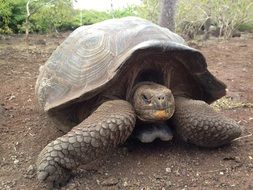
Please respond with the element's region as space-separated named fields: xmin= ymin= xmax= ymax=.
xmin=154 ymin=109 xmax=172 ymax=120
xmin=136 ymin=106 xmax=175 ymax=122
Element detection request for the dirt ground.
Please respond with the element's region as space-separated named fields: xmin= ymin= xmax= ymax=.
xmin=0 ymin=32 xmax=252 ymax=190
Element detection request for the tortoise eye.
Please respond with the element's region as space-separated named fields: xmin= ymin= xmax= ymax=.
xmin=142 ymin=94 xmax=151 ymax=104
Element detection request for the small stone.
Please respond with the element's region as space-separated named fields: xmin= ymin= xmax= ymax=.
xmin=8 ymin=95 xmax=16 ymax=101
xmin=14 ymin=159 xmax=19 ymax=164
xmin=165 ymin=167 xmax=172 ymax=173
xmin=138 ymin=171 xmax=144 ymax=176
xmin=27 ymin=165 xmax=35 ymax=174
xmin=166 ymin=181 xmax=172 ymax=187
xmin=219 ymin=171 xmax=224 ymax=175
xmin=154 ymin=174 xmax=163 ymax=180
xmin=249 ymin=156 xmax=253 ymax=160
xmin=24 ymin=165 xmax=36 ymax=179
xmin=175 ymin=169 xmax=180 ymax=176
xmin=0 ymin=104 xmax=6 ymax=113
xmin=205 ymin=180 xmax=210 ymax=184
xmin=123 ymin=181 xmax=128 ymax=187
xmin=248 ymin=163 xmax=253 ymax=168
xmin=101 ymin=177 xmax=119 ymax=186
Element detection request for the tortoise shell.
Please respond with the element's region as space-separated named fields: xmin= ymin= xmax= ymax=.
xmin=35 ymin=17 xmax=226 ymax=112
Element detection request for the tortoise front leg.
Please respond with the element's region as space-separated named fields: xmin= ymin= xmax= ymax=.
xmin=172 ymin=97 xmax=242 ymax=148
xmin=37 ymin=100 xmax=136 ymax=188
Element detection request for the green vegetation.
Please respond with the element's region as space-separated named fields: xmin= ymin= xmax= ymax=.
xmin=239 ymin=24 xmax=253 ymax=32
xmin=176 ymin=0 xmax=253 ymax=39
xmin=239 ymin=4 xmax=253 ymax=32
xmin=0 ymin=0 xmax=252 ymax=39
xmin=136 ymin=0 xmax=159 ymax=23
xmin=76 ymin=6 xmax=138 ymax=26
xmin=0 ymin=0 xmax=139 ymax=35
xmin=28 ymin=0 xmax=75 ymax=33
xmin=0 ymin=0 xmax=27 ymax=34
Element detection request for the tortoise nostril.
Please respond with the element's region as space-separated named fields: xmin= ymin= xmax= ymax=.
xmin=157 ymin=95 xmax=166 ymax=101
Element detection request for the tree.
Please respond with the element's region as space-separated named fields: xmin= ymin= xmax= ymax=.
xmin=44 ymin=0 xmax=74 ymax=33
xmin=25 ymin=0 xmax=54 ymax=42
xmin=0 ymin=0 xmax=26 ymax=34
xmin=176 ymin=0 xmax=253 ymax=40
xmin=9 ymin=0 xmax=27 ymax=33
xmin=0 ymin=0 xmax=14 ymax=34
xmin=30 ymin=0 xmax=76 ymax=33
xmin=137 ymin=0 xmax=159 ymax=23
xmin=158 ymin=0 xmax=177 ymax=31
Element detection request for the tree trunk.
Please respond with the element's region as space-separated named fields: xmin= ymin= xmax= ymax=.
xmin=158 ymin=0 xmax=177 ymax=32
xmin=25 ymin=16 xmax=30 ymax=44
xmin=25 ymin=0 xmax=31 ymax=44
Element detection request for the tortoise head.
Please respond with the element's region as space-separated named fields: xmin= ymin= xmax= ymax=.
xmin=130 ymin=82 xmax=175 ymax=122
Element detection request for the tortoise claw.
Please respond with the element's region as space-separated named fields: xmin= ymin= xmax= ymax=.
xmin=37 ymin=159 xmax=71 ymax=188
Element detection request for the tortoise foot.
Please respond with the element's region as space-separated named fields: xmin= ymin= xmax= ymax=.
xmin=172 ymin=97 xmax=242 ymax=147
xmin=37 ymin=158 xmax=71 ymax=188
xmin=36 ymin=100 xmax=136 ymax=187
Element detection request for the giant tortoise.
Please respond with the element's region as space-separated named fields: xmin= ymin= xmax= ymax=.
xmin=35 ymin=17 xmax=242 ymax=187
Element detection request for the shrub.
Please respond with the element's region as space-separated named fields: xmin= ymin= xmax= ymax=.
xmin=176 ymin=0 xmax=253 ymax=39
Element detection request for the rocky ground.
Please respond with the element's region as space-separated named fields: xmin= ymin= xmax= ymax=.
xmin=0 ymin=33 xmax=252 ymax=190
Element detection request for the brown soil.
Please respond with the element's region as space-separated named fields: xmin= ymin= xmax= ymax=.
xmin=0 ymin=33 xmax=252 ymax=190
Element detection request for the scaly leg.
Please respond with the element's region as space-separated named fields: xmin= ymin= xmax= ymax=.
xmin=37 ymin=100 xmax=136 ymax=188
xmin=172 ymin=97 xmax=242 ymax=147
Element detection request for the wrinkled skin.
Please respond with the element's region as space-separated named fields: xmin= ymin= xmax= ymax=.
xmin=130 ymin=82 xmax=175 ymax=122
xmin=37 ymin=82 xmax=242 ymax=188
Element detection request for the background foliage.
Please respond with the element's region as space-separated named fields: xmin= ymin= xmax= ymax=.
xmin=0 ymin=0 xmax=252 ymax=39
xmin=0 ymin=0 xmax=27 ymax=34
xmin=176 ymin=0 xmax=253 ymax=39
